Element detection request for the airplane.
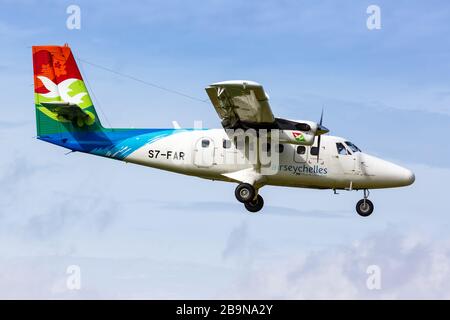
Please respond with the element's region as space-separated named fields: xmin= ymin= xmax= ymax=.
xmin=32 ymin=44 xmax=415 ymax=216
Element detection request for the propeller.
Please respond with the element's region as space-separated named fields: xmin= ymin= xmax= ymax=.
xmin=316 ymin=108 xmax=329 ymax=162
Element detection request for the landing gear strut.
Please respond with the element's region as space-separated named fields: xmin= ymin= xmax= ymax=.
xmin=235 ymin=183 xmax=264 ymax=213
xmin=356 ymin=189 xmax=374 ymax=217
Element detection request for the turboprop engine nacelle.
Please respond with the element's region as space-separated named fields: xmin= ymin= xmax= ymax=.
xmin=277 ymin=120 xmax=318 ymax=146
xmin=279 ymin=129 xmax=315 ymax=145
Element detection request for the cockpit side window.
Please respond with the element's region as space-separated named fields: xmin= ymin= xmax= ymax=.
xmin=336 ymin=142 xmax=350 ymax=155
xmin=345 ymin=141 xmax=361 ymax=153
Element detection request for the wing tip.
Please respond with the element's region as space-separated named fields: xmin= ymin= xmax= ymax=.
xmin=209 ymin=80 xmax=261 ymax=87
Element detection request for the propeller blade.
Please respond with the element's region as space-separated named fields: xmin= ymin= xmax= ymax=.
xmin=317 ymin=108 xmax=324 ymax=162
xmin=317 ymin=135 xmax=321 ymax=162
xmin=319 ymin=107 xmax=324 ymax=125
xmin=316 ymin=107 xmax=329 ymax=135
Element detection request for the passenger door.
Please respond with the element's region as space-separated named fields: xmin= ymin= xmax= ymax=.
xmin=293 ymin=145 xmax=307 ymax=163
xmin=194 ymin=137 xmax=215 ymax=168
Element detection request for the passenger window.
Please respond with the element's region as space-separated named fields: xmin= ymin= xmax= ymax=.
xmin=223 ymin=139 xmax=231 ymax=149
xmin=262 ymin=143 xmax=271 ymax=153
xmin=336 ymin=143 xmax=349 ymax=155
xmin=233 ymin=137 xmax=245 ymax=150
xmin=277 ymin=144 xmax=284 ymax=153
xmin=296 ymin=146 xmax=306 ymax=154
xmin=202 ymin=139 xmax=210 ymax=148
xmin=247 ymin=137 xmax=255 ymax=151
xmin=311 ymin=147 xmax=319 ymax=156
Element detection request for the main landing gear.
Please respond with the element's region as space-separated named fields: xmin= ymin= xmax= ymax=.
xmin=356 ymin=189 xmax=374 ymax=217
xmin=235 ymin=183 xmax=264 ymax=213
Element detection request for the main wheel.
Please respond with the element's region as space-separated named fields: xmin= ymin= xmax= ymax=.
xmin=356 ymin=199 xmax=374 ymax=217
xmin=235 ymin=183 xmax=255 ymax=203
xmin=244 ymin=195 xmax=264 ymax=213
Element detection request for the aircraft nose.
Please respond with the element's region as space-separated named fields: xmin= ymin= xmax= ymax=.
xmin=362 ymin=154 xmax=415 ymax=188
xmin=400 ymin=168 xmax=415 ymax=186
xmin=386 ymin=163 xmax=415 ymax=187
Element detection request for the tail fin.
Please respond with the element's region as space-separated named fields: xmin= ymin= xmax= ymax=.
xmin=32 ymin=44 xmax=103 ymax=137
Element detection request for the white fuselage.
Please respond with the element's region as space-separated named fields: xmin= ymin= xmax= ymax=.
xmin=124 ymin=129 xmax=415 ymax=190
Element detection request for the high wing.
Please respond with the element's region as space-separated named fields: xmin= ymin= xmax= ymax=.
xmin=205 ymin=80 xmax=275 ymax=129
xmin=205 ymin=80 xmax=329 ymax=148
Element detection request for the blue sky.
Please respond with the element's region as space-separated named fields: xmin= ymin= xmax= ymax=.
xmin=1 ymin=0 xmax=450 ymax=298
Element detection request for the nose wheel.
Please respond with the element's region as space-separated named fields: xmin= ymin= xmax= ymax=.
xmin=235 ymin=183 xmax=264 ymax=213
xmin=356 ymin=189 xmax=374 ymax=217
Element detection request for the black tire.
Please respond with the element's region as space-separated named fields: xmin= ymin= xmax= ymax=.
xmin=244 ymin=195 xmax=264 ymax=213
xmin=235 ymin=183 xmax=255 ymax=203
xmin=356 ymin=199 xmax=374 ymax=217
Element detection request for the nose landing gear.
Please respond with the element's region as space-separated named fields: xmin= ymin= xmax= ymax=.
xmin=356 ymin=189 xmax=374 ymax=217
xmin=235 ymin=183 xmax=264 ymax=213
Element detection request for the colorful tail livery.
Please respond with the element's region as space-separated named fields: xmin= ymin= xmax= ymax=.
xmin=33 ymin=44 xmax=102 ymax=136
xmin=32 ymin=44 xmax=176 ymax=159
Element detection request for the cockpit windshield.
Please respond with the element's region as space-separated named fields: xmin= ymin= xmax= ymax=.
xmin=345 ymin=141 xmax=361 ymax=153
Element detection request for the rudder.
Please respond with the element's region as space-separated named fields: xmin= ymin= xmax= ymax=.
xmin=32 ymin=44 xmax=103 ymax=137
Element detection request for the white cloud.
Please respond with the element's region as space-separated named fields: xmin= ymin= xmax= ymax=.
xmin=226 ymin=228 xmax=450 ymax=299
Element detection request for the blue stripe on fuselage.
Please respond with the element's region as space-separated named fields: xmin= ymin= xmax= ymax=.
xmin=38 ymin=128 xmax=198 ymax=160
